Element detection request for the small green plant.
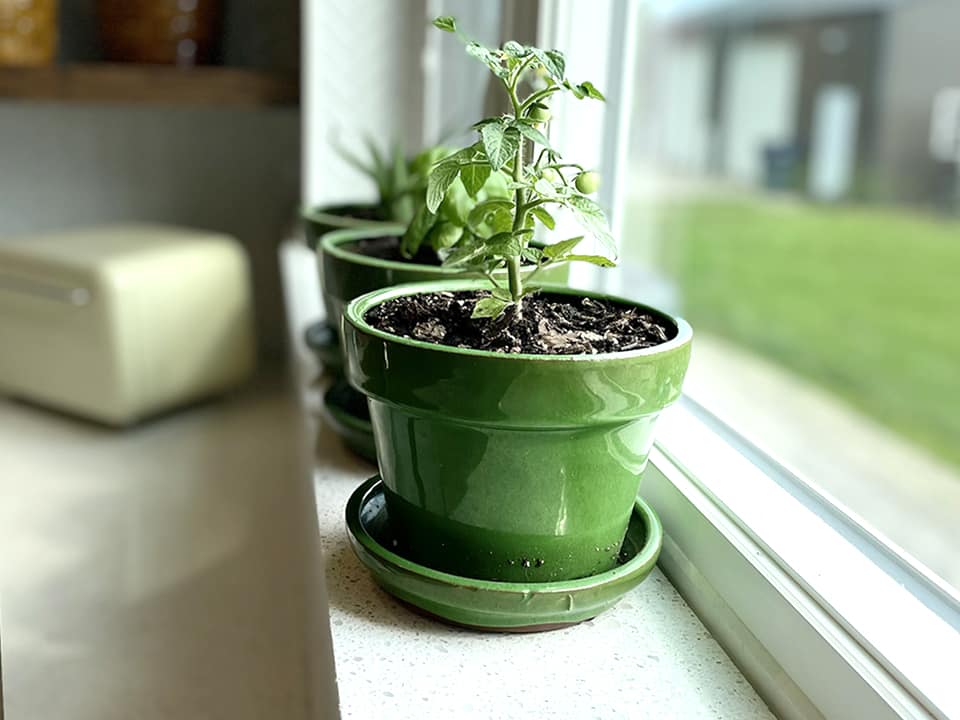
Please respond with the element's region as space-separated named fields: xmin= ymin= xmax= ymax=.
xmin=427 ymin=16 xmax=616 ymax=318
xmin=401 ymin=146 xmax=511 ymax=260
xmin=337 ymin=138 xmax=511 ymax=261
xmin=334 ymin=136 xmax=418 ymax=225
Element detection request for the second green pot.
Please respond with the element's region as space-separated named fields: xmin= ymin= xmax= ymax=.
xmin=342 ymin=279 xmax=692 ymax=583
xmin=302 ymin=203 xmax=398 ymax=251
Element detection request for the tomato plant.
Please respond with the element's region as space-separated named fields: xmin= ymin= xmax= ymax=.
xmin=424 ymin=16 xmax=615 ymax=318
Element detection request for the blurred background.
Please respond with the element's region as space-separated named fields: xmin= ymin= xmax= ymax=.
xmin=620 ymin=0 xmax=960 ymax=593
xmin=0 ymin=0 xmax=300 ymax=358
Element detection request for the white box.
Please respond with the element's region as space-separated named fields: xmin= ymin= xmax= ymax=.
xmin=0 ymin=224 xmax=255 ymax=425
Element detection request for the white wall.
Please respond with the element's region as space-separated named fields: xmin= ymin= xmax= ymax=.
xmin=302 ymin=0 xmax=427 ymax=207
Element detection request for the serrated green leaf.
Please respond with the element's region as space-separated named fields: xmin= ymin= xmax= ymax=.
xmin=563 ymin=254 xmax=616 ymax=267
xmin=439 ymin=178 xmax=472 ymax=225
xmin=522 ymin=246 xmax=543 ymax=264
xmin=471 ymin=118 xmax=501 ymax=130
xmin=467 ymin=198 xmax=513 ymax=228
xmin=401 ymin=205 xmax=437 ymax=257
xmin=543 ymin=236 xmax=583 ymax=259
xmin=433 ymin=16 xmax=456 ymax=32
xmin=546 ymin=50 xmax=566 ymax=78
xmin=426 ymin=161 xmax=460 ymax=213
xmin=486 ymin=231 xmax=523 ymax=258
xmin=488 ymin=207 xmax=514 ymax=233
xmin=565 ymin=194 xmax=616 ymax=255
xmin=513 ymin=121 xmax=553 ymax=150
xmin=466 ymin=42 xmax=509 ymax=78
xmin=472 ymin=296 xmax=511 ymax=319
xmin=502 ymin=41 xmax=527 ymax=58
xmin=530 ymin=206 xmax=555 ymax=230
xmin=480 ymin=123 xmax=519 ymax=171
xmin=443 ymin=235 xmax=487 ymax=267
xmin=460 ymin=163 xmax=491 ymax=198
xmin=577 ymin=80 xmax=605 ymax=101
xmin=491 ymin=287 xmax=513 ymax=301
xmin=530 ymin=47 xmax=565 ymax=81
xmin=566 ymin=80 xmax=586 ymax=99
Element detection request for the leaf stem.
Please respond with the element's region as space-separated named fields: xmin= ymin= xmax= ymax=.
xmin=520 ymin=85 xmax=563 ymax=112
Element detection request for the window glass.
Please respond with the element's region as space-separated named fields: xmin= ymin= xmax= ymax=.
xmin=622 ymin=0 xmax=960 ymax=590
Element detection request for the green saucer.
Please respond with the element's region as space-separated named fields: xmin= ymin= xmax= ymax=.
xmin=322 ymin=381 xmax=377 ymax=463
xmin=304 ymin=321 xmax=342 ymax=374
xmin=345 ymin=476 xmax=663 ymax=632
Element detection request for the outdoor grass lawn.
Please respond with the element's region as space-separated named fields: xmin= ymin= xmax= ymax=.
xmin=643 ymin=196 xmax=960 ymax=468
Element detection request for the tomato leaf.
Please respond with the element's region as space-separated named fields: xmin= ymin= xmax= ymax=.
xmin=426 ymin=161 xmax=460 ymax=213
xmin=460 ymin=163 xmax=491 ymax=198
xmin=472 ymin=295 xmax=511 ymax=319
xmin=480 ymin=123 xmax=520 ymax=171
xmin=543 ymin=236 xmax=583 ymax=259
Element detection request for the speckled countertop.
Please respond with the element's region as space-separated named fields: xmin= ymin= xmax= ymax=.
xmin=308 ymin=387 xmax=774 ymax=720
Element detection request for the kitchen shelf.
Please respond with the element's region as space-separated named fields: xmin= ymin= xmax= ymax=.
xmin=0 ymin=63 xmax=298 ymax=108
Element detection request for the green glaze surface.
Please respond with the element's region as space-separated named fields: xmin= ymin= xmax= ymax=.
xmin=341 ymin=279 xmax=691 ymax=583
xmin=322 ymin=381 xmax=377 ymax=463
xmin=346 ymin=476 xmax=663 ymax=630
xmin=302 ymin=203 xmax=396 ymax=250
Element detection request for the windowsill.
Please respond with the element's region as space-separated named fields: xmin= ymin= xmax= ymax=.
xmin=307 ymin=399 xmax=774 ymax=719
xmin=646 ymin=399 xmax=960 ymax=720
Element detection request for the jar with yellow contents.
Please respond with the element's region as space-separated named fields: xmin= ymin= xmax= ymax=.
xmin=0 ymin=0 xmax=57 ymax=67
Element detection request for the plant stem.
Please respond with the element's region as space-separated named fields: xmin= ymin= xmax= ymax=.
xmin=520 ymin=85 xmax=563 ymax=112
xmin=508 ymin=84 xmax=527 ymax=306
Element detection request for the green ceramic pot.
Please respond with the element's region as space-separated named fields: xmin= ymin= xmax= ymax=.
xmin=320 ymin=228 xmax=572 ymax=459
xmin=341 ymin=279 xmax=692 ymax=583
xmin=302 ymin=203 xmax=396 ymax=251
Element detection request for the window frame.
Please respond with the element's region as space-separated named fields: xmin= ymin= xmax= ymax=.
xmin=537 ymin=2 xmax=960 ymax=718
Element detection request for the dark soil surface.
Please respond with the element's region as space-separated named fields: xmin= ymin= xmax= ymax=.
xmin=366 ymin=291 xmax=676 ymax=355
xmin=327 ymin=204 xmax=386 ymax=222
xmin=344 ymin=235 xmax=442 ymax=266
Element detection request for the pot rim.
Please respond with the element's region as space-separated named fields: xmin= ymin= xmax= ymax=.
xmin=301 ymin=202 xmax=395 ymax=225
xmin=320 ymin=226 xmax=470 ymax=275
xmin=320 ymin=227 xmax=555 ymax=277
xmin=343 ymin=278 xmax=693 ymax=363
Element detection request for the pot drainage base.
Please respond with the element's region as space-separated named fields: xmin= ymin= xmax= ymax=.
xmin=345 ymin=476 xmax=663 ymax=633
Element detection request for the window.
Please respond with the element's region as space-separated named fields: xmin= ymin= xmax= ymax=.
xmin=614 ymin=0 xmax=960 ymax=596
xmin=534 ymin=0 xmax=959 ymax=715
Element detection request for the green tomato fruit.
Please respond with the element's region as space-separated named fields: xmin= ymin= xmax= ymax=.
xmin=575 ymin=171 xmax=601 ymax=194
xmin=541 ymin=168 xmax=561 ymax=184
xmin=528 ymin=104 xmax=552 ymax=123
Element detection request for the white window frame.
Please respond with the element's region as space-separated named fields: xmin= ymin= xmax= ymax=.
xmin=538 ymin=2 xmax=960 ymax=719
